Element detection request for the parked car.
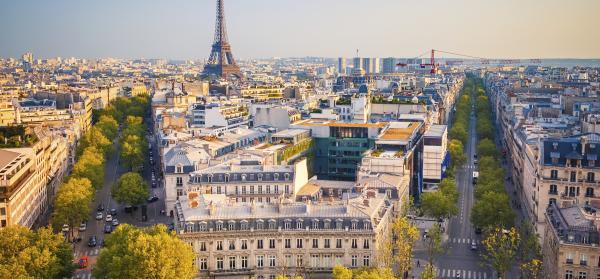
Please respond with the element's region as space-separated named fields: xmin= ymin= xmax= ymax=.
xmin=87 ymin=235 xmax=97 ymax=247
xmin=78 ymin=222 xmax=87 ymax=232
xmin=104 ymin=224 xmax=113 ymax=234
xmin=147 ymin=195 xmax=159 ymax=203
xmin=105 ymin=214 xmax=113 ymax=222
xmin=96 ymin=212 xmax=103 ymax=220
xmin=110 ymin=208 xmax=117 ymax=216
xmin=61 ymin=224 xmax=69 ymax=233
xmin=97 ymin=204 xmax=104 ymax=212
xmin=470 ymin=241 xmax=478 ymax=250
xmin=112 ymin=219 xmax=119 ymax=226
xmin=151 ymin=181 xmax=157 ymax=188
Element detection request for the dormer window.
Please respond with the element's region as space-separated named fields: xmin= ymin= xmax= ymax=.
xmin=351 ymin=220 xmax=358 ymax=230
xmin=241 ymin=175 xmax=246 ymax=181
xmin=296 ymin=219 xmax=303 ymax=229
xmin=363 ymin=220 xmax=371 ymax=230
xmin=256 ymin=219 xmax=264 ymax=230
xmin=224 ymin=174 xmax=229 ymax=183
xmin=258 ymin=173 xmax=263 ymax=181
xmin=176 ymin=164 xmax=183 ymax=174
xmin=207 ymin=175 xmax=212 ymax=183
xmin=274 ymin=173 xmax=279 ymax=181
xmin=312 ymin=219 xmax=319 ymax=229
xmin=284 ymin=173 xmax=290 ymax=180
xmin=228 ymin=221 xmax=235 ymax=231
xmin=216 ymin=221 xmax=223 ymax=231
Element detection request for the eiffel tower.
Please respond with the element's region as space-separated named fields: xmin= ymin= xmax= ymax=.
xmin=202 ymin=0 xmax=242 ymax=79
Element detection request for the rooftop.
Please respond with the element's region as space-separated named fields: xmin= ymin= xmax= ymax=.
xmin=293 ymin=119 xmax=387 ymax=129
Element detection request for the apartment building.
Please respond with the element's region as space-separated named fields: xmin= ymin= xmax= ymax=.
xmin=422 ymin=125 xmax=449 ymax=191
xmin=240 ymin=85 xmax=284 ymax=101
xmin=543 ymin=203 xmax=600 ymax=279
xmin=175 ymin=192 xmax=394 ymax=279
xmin=187 ymin=159 xmax=309 ymax=204
xmin=190 ymin=103 xmax=249 ymax=131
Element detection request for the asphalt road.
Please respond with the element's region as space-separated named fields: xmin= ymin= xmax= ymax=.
xmin=71 ymin=119 xmax=171 ymax=279
xmin=418 ymin=106 xmax=493 ymax=279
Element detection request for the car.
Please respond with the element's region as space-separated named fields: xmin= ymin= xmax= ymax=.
xmin=473 ymin=154 xmax=478 ymax=159
xmin=96 ymin=212 xmax=103 ymax=220
xmin=87 ymin=236 xmax=97 ymax=247
xmin=473 ymin=159 xmax=478 ymax=165
xmin=151 ymin=181 xmax=157 ymax=188
xmin=470 ymin=241 xmax=478 ymax=250
xmin=124 ymin=205 xmax=136 ymax=213
xmin=97 ymin=204 xmax=104 ymax=212
xmin=112 ymin=219 xmax=119 ymax=226
xmin=61 ymin=224 xmax=69 ymax=233
xmin=475 ymin=227 xmax=482 ymax=234
xmin=147 ymin=195 xmax=159 ymax=203
xmin=78 ymin=222 xmax=87 ymax=232
xmin=110 ymin=208 xmax=117 ymax=216
xmin=105 ymin=214 xmax=113 ymax=222
xmin=78 ymin=256 xmax=89 ymax=268
xmin=104 ymin=224 xmax=113 ymax=234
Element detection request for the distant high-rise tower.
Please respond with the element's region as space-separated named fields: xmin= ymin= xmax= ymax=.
xmin=202 ymin=0 xmax=241 ymax=79
xmin=382 ymin=57 xmax=396 ymax=73
xmin=338 ymin=57 xmax=347 ymax=74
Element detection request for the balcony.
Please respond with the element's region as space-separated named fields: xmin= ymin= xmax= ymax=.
xmin=566 ymin=259 xmax=574 ymax=264
xmin=548 ymin=190 xmax=558 ymax=195
xmin=580 ymin=260 xmax=587 ymax=266
xmin=209 ymin=268 xmax=253 ymax=276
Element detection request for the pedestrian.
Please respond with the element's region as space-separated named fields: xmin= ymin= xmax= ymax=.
xmin=417 ymin=260 xmax=420 ymax=267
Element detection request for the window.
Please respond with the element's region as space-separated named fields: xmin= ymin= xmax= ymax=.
xmin=241 ymin=221 xmax=249 ymax=230
xmin=335 ymin=255 xmax=342 ymax=265
xmin=269 ymin=239 xmax=275 ymax=249
xmin=285 ymin=239 xmax=291 ymax=249
xmin=566 ymin=253 xmax=574 ymax=264
xmin=324 ymin=220 xmax=331 ymax=229
xmin=228 ymin=222 xmax=235 ymax=231
xmin=216 ymin=241 xmax=223 ymax=250
xmin=565 ymin=270 xmax=573 ymax=279
xmin=229 ymin=240 xmax=235 ymax=250
xmin=364 ymin=221 xmax=370 ymax=230
xmin=285 ymin=255 xmax=292 ymax=267
xmin=241 ymin=256 xmax=248 ymax=269
xmin=586 ymin=187 xmax=594 ymax=197
xmin=571 ymin=171 xmax=577 ymax=182
xmin=579 ymin=271 xmax=586 ymax=279
xmin=257 ymin=220 xmax=264 ymax=230
xmin=177 ymin=188 xmax=184 ymax=196
xmin=312 ymin=219 xmax=319 ymax=229
xmin=296 ymin=220 xmax=303 ymax=229
xmin=242 ymin=186 xmax=247 ymax=194
xmin=549 ymin=184 xmax=558 ymax=194
xmin=312 ymin=239 xmax=318 ymax=248
xmin=266 ymin=185 xmax=270 ymax=194
xmin=257 ymin=239 xmax=264 ymax=249
xmin=250 ymin=186 xmax=254 ymax=194
xmin=363 ymin=255 xmax=370 ymax=267
xmin=285 ymin=185 xmax=290 ymax=194
xmin=256 ymin=256 xmax=264 ymax=268
xmin=351 ymin=255 xmax=358 ymax=267
xmin=200 ymin=258 xmax=208 ymax=270
xmin=352 ymin=239 xmax=358 ymax=249
xmin=229 ymin=256 xmax=236 ymax=269
xmin=284 ymin=221 xmax=291 ymax=229
xmin=336 ymin=239 xmax=342 ymax=248
xmin=176 ymin=164 xmax=183 ymax=173
xmin=216 ymin=186 xmax=222 ymax=194
xmin=176 ymin=177 xmax=183 ymax=187
xmin=216 ymin=221 xmax=223 ymax=231
xmin=200 ymin=242 xmax=206 ymax=251
xmin=351 ymin=220 xmax=357 ymax=230
xmin=588 ymin=172 xmax=595 ymax=182
xmin=269 ymin=255 xmax=276 ymax=267
xmin=363 ymin=239 xmax=370 ymax=249
xmin=216 ymin=257 xmax=224 ymax=270
xmin=581 ymin=254 xmax=588 ymax=266
xmin=258 ymin=185 xmax=263 ymax=194
xmin=241 ymin=239 xmax=248 ymax=250
xmin=550 ymin=170 xmax=558 ymax=179
xmin=311 ymin=255 xmax=319 ymax=267
xmin=324 ymin=239 xmax=331 ymax=248
xmin=268 ymin=220 xmax=276 ymax=230
xmin=296 ymin=239 xmax=303 ymax=248
xmin=296 ymin=255 xmax=303 ymax=267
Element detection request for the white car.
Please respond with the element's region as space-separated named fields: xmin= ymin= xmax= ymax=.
xmin=96 ymin=212 xmax=103 ymax=220
xmin=78 ymin=222 xmax=87 ymax=232
xmin=61 ymin=224 xmax=69 ymax=233
xmin=105 ymin=214 xmax=113 ymax=222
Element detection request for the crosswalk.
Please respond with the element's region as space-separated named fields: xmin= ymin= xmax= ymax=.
xmin=73 ymin=270 xmax=93 ymax=279
xmin=437 ymin=268 xmax=489 ymax=279
xmin=74 ymin=248 xmax=100 ymax=257
xmin=448 ymin=238 xmax=481 ymax=244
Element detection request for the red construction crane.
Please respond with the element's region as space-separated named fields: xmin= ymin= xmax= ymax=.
xmin=397 ymin=49 xmax=542 ymax=71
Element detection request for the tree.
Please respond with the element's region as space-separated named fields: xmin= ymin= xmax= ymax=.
xmin=96 ymin=115 xmax=119 ymax=140
xmin=481 ymin=227 xmax=520 ymax=279
xmin=0 ymin=226 xmax=75 ymax=279
xmin=392 ymin=217 xmax=419 ymax=277
xmin=518 ymin=220 xmax=543 ymax=279
xmin=354 ymin=268 xmax=395 ymax=279
xmin=476 ymin=119 xmax=495 ymax=140
xmin=51 ymin=177 xmax=93 ymax=238
xmin=332 ymin=265 xmax=353 ymax=279
xmin=477 ymin=138 xmax=498 ymax=158
xmin=120 ymin=137 xmax=144 ymax=171
xmin=112 ymin=172 xmax=149 ymax=206
xmin=471 ymin=191 xmax=515 ymax=230
xmin=424 ymin=224 xmax=443 ymax=265
xmin=420 ymin=263 xmax=437 ymax=279
xmin=439 ymin=178 xmax=459 ymax=203
xmin=93 ymin=224 xmax=195 ymax=279
xmin=420 ymin=191 xmax=458 ymax=220
xmin=448 ymin=139 xmax=467 ymax=169
xmin=72 ymin=147 xmax=105 ymax=189
xmin=80 ymin=126 xmax=112 ymax=156
xmin=449 ymin=123 xmax=468 ymax=145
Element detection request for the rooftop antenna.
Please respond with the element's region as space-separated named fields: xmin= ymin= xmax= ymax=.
xmin=356 ymin=49 xmax=360 ymax=58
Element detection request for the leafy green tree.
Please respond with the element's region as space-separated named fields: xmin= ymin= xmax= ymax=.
xmin=439 ymin=178 xmax=459 ymax=203
xmin=481 ymin=227 xmax=520 ymax=279
xmin=477 ymin=119 xmax=495 ymax=140
xmin=449 ymin=123 xmax=468 ymax=145
xmin=420 ymin=191 xmax=458 ymax=220
xmin=424 ymin=223 xmax=443 ymax=265
xmin=72 ymin=147 xmax=105 ymax=189
xmin=96 ymin=115 xmax=119 ymax=140
xmin=392 ymin=217 xmax=419 ymax=277
xmin=51 ymin=177 xmax=94 ymax=239
xmin=477 ymin=138 xmax=498 ymax=158
xmin=80 ymin=126 xmax=112 ymax=156
xmin=471 ymin=191 xmax=515 ymax=229
xmin=0 ymin=226 xmax=75 ymax=279
xmin=518 ymin=220 xmax=543 ymax=279
xmin=93 ymin=224 xmax=195 ymax=279
xmin=112 ymin=172 xmax=149 ymax=206
xmin=354 ymin=268 xmax=396 ymax=279
xmin=120 ymin=137 xmax=144 ymax=171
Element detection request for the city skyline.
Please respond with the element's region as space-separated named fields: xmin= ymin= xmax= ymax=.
xmin=1 ymin=0 xmax=599 ymax=60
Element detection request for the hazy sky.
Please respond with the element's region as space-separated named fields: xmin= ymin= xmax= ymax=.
xmin=1 ymin=0 xmax=599 ymax=59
